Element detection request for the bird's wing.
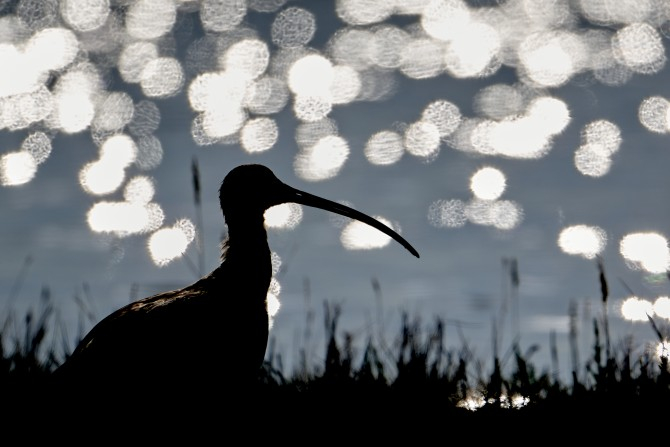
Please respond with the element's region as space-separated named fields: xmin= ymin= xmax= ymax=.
xmin=59 ymin=286 xmax=205 ymax=374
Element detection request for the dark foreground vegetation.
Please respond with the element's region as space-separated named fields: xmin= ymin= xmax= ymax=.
xmin=2 ymin=298 xmax=669 ymax=422
xmin=1 ymin=261 xmax=669 ymax=431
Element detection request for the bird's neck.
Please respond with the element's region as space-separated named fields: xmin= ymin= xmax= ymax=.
xmin=218 ymin=221 xmax=272 ymax=304
xmin=221 ymin=217 xmax=272 ymax=268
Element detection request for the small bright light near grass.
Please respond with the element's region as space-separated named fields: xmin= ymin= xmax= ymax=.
xmin=620 ymin=296 xmax=655 ymax=322
xmin=267 ymin=289 xmax=281 ymax=330
xmin=558 ymin=225 xmax=607 ymax=259
xmin=653 ymin=296 xmax=670 ymax=320
xmin=620 ymin=232 xmax=670 ymax=274
xmin=655 ymin=340 xmax=670 ymax=361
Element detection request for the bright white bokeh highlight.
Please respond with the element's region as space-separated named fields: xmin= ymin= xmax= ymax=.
xmin=620 ymin=296 xmax=654 ymax=322
xmin=265 ymin=203 xmax=303 ymax=230
xmin=294 ymin=135 xmax=350 ymax=181
xmin=654 ymin=297 xmax=670 ymax=320
xmin=470 ymin=167 xmax=506 ymax=200
xmin=0 ymin=151 xmax=37 ymax=186
xmin=87 ymin=201 xmax=164 ymax=236
xmin=638 ymin=96 xmax=670 ymax=133
xmin=340 ymin=217 xmax=394 ymax=251
xmin=620 ymin=232 xmax=670 ymax=274
xmin=558 ymin=225 xmax=607 ymax=259
xmin=148 ymin=219 xmax=196 ymax=266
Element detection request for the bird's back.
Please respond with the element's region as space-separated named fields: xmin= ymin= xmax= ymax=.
xmin=54 ymin=260 xmax=270 ymax=395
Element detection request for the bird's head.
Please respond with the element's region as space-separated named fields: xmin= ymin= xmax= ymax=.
xmin=219 ymin=164 xmax=419 ymax=258
xmin=219 ymin=164 xmax=286 ymax=216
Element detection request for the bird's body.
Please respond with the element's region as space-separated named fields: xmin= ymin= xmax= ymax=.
xmin=53 ymin=164 xmax=418 ymax=394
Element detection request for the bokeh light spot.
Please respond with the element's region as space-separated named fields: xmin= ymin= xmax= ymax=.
xmin=293 ymin=94 xmax=333 ymax=122
xmin=399 ymin=38 xmax=444 ymax=80
xmin=581 ymin=119 xmax=621 ymax=154
xmin=294 ymin=135 xmax=349 ymax=181
xmin=87 ymin=201 xmax=164 ymax=236
xmin=336 ymin=0 xmax=393 ymax=25
xmin=271 ymin=7 xmax=315 ymax=48
xmin=126 ymin=0 xmax=176 ymax=40
xmin=244 ymin=76 xmax=289 ymax=115
xmin=654 ymin=296 xmax=670 ymax=320
xmin=79 ymin=161 xmax=125 ymax=196
xmin=128 ymin=100 xmax=161 ymax=137
xmin=470 ymin=167 xmax=506 ymax=200
xmin=620 ymin=232 xmax=670 ymax=274
xmin=21 ymin=132 xmax=51 ymax=164
xmin=620 ymin=296 xmax=654 ymax=322
xmin=124 ymin=176 xmax=155 ymax=204
xmin=25 ymin=27 xmax=79 ymax=73
xmin=526 ymin=96 xmax=571 ymax=136
xmin=574 ymin=143 xmax=612 ymax=177
xmin=558 ymin=225 xmax=607 ymax=259
xmin=330 ymin=65 xmax=361 ymax=104
xmin=490 ymin=200 xmax=523 ymax=230
xmin=93 ymin=92 xmax=134 ymax=132
xmin=364 ymin=130 xmax=404 ymax=166
xmin=60 ymin=0 xmax=110 ymax=32
xmin=135 ymin=135 xmax=164 ymax=170
xmin=340 ymin=216 xmax=393 ymax=251
xmin=140 ymin=57 xmax=184 ymax=98
xmin=288 ymin=54 xmax=334 ymax=96
xmin=241 ymin=117 xmax=278 ymax=153
xmin=638 ymin=96 xmax=670 ymax=133
xmin=118 ymin=41 xmax=158 ymax=84
xmin=474 ymin=84 xmax=524 ymax=120
xmin=519 ymin=32 xmax=577 ymax=87
xmin=200 ymin=0 xmax=246 ymax=32
xmin=404 ymin=121 xmax=441 ymax=160
xmin=148 ymin=219 xmax=196 ymax=266
xmin=444 ymin=20 xmax=501 ymax=79
xmin=0 ymin=151 xmax=37 ymax=186
xmin=265 ymin=203 xmax=303 ymax=229
xmin=422 ymin=100 xmax=461 ymax=138
xmin=100 ymin=134 xmax=137 ymax=168
xmin=221 ymin=38 xmax=270 ymax=80
xmin=427 ymin=199 xmax=467 ymax=228
xmin=612 ymin=22 xmax=666 ymax=74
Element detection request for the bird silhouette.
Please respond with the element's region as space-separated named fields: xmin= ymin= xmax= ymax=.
xmin=53 ymin=164 xmax=419 ymax=395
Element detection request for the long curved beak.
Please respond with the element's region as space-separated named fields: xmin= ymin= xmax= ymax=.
xmin=283 ymin=185 xmax=420 ymax=258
